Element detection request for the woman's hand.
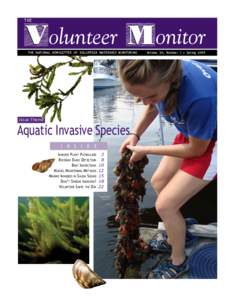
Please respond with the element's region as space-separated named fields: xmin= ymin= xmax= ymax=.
xmin=126 ymin=145 xmax=147 ymax=163
xmin=119 ymin=134 xmax=139 ymax=154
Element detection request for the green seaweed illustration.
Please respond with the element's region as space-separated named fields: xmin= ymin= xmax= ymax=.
xmin=18 ymin=197 xmax=89 ymax=264
xmin=23 ymin=56 xmax=93 ymax=122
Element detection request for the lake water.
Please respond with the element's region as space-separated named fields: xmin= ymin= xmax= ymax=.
xmin=93 ymin=85 xmax=177 ymax=278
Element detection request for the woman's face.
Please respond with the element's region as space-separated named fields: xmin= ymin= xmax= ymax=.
xmin=124 ymin=80 xmax=171 ymax=105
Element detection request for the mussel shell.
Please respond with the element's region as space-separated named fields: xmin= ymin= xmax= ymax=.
xmin=32 ymin=162 xmax=40 ymax=171
xmin=32 ymin=158 xmax=55 ymax=173
xmin=72 ymin=259 xmax=106 ymax=289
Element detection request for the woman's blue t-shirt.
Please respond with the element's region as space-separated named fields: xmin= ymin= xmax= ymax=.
xmin=157 ymin=60 xmax=217 ymax=141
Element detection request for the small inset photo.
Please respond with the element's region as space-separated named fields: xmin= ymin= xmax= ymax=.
xmin=18 ymin=196 xmax=89 ymax=264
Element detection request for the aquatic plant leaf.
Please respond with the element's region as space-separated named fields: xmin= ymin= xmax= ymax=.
xmin=50 ymin=104 xmax=58 ymax=122
xmin=73 ymin=235 xmax=89 ymax=248
xmin=47 ymin=68 xmax=56 ymax=89
xmin=40 ymin=87 xmax=50 ymax=95
xmin=42 ymin=106 xmax=52 ymax=118
xmin=28 ymin=90 xmax=36 ymax=99
xmin=60 ymin=225 xmax=75 ymax=232
xmin=69 ymin=62 xmax=86 ymax=67
xmin=57 ymin=102 xmax=62 ymax=122
xmin=65 ymin=75 xmax=82 ymax=96
xmin=69 ymin=72 xmax=79 ymax=75
xmin=87 ymin=66 xmax=92 ymax=75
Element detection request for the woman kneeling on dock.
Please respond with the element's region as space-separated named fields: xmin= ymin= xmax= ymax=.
xmin=119 ymin=60 xmax=217 ymax=279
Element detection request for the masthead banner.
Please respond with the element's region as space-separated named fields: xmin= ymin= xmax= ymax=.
xmin=17 ymin=18 xmax=217 ymax=56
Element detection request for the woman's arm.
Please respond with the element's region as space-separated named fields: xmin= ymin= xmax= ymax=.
xmin=132 ymin=104 xmax=158 ymax=137
xmin=120 ymin=104 xmax=158 ymax=153
xmin=127 ymin=135 xmax=211 ymax=162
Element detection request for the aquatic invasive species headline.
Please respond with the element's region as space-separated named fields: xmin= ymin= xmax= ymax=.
xmin=17 ymin=124 xmax=130 ymax=138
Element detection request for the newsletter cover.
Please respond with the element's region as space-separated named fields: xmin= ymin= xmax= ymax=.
xmin=17 ymin=18 xmax=217 ymax=286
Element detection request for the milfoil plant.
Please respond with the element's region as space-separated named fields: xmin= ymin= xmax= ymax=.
xmin=18 ymin=197 xmax=89 ymax=264
xmin=23 ymin=56 xmax=93 ymax=122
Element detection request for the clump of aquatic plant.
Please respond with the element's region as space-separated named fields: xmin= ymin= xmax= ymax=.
xmin=18 ymin=197 xmax=89 ymax=264
xmin=113 ymin=149 xmax=150 ymax=277
xmin=23 ymin=56 xmax=93 ymax=122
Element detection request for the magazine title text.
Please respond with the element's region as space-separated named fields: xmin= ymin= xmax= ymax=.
xmin=17 ymin=124 xmax=130 ymax=138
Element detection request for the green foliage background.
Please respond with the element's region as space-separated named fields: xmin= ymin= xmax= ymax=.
xmin=18 ymin=197 xmax=89 ymax=264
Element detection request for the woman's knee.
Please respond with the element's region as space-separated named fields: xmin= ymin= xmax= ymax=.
xmin=151 ymin=173 xmax=167 ymax=195
xmin=155 ymin=194 xmax=178 ymax=218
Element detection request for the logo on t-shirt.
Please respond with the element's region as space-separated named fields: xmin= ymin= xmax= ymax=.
xmin=191 ymin=62 xmax=212 ymax=79
xmin=169 ymin=116 xmax=185 ymax=125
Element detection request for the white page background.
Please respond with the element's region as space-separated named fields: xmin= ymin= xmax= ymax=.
xmin=0 ymin=1 xmax=230 ymax=300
